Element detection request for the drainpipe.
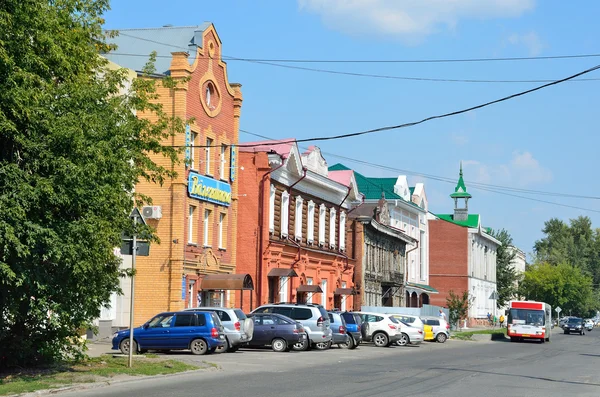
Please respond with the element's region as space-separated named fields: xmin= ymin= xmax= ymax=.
xmin=289 ymin=167 xmax=307 ymax=193
xmin=337 ymin=186 xmax=351 ymax=272
xmin=257 ymin=156 xmax=285 ymax=310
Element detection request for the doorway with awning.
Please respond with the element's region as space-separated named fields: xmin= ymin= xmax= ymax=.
xmin=197 ymin=273 xmax=254 ymax=310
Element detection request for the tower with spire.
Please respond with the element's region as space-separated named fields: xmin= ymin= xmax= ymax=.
xmin=450 ymin=162 xmax=472 ymax=221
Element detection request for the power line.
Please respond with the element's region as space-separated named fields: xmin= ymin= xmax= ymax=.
xmin=106 ymin=52 xmax=600 ymax=84
xmin=239 ymin=129 xmax=600 ymax=201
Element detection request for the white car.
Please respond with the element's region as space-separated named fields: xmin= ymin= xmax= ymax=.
xmin=389 ymin=313 xmax=425 ymax=331
xmin=389 ymin=315 xmax=424 ymax=346
xmin=355 ymin=312 xmax=402 ymax=347
xmin=584 ymin=319 xmax=594 ymax=331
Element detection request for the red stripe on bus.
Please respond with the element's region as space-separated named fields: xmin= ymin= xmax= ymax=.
xmin=511 ymin=302 xmax=543 ymax=310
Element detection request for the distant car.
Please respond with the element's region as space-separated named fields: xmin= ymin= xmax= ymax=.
xmin=355 ymin=312 xmax=402 ymax=347
xmin=112 ymin=311 xmax=225 ymax=355
xmin=584 ymin=319 xmax=594 ymax=331
xmin=388 ymin=315 xmax=424 ymax=346
xmin=563 ymin=317 xmax=585 ymax=335
xmin=421 ymin=316 xmax=450 ymax=343
xmin=390 ymin=314 xmax=425 ymax=332
xmin=338 ymin=311 xmax=363 ymax=349
xmin=246 ymin=313 xmax=306 ymax=352
xmin=185 ymin=307 xmax=254 ymax=353
xmin=251 ymin=303 xmax=332 ymax=350
xmin=328 ymin=312 xmax=349 ymax=347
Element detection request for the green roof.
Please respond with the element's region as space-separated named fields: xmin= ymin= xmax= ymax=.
xmin=409 ymin=187 xmax=415 ymax=195
xmin=329 ymin=163 xmax=402 ymax=200
xmin=450 ymin=162 xmax=472 ymax=199
xmin=436 ymin=214 xmax=480 ymax=228
xmin=406 ymin=282 xmax=439 ymax=293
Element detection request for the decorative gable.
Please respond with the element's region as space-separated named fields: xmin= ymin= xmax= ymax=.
xmin=393 ymin=176 xmax=410 ymax=201
xmin=301 ymin=146 xmax=328 ymax=177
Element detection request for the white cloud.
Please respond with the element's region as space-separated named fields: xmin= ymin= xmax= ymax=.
xmin=450 ymin=133 xmax=469 ymax=146
xmin=507 ymin=31 xmax=544 ymax=56
xmin=462 ymin=151 xmax=551 ymax=187
xmin=298 ymin=0 xmax=535 ymax=42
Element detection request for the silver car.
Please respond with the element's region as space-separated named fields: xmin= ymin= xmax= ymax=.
xmin=186 ymin=307 xmax=253 ymax=352
xmin=251 ymin=303 xmax=332 ymax=350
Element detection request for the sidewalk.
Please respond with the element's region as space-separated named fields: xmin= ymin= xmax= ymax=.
xmin=85 ymin=341 xmax=116 ymax=358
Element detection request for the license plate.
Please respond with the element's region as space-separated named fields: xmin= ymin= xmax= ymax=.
xmin=522 ymin=334 xmax=530 ymax=337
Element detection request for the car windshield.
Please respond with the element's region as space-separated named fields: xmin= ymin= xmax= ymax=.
xmin=509 ymin=309 xmax=545 ymax=326
xmin=567 ymin=318 xmax=582 ymax=324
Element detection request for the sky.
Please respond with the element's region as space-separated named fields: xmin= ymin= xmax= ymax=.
xmin=103 ymin=0 xmax=600 ymax=257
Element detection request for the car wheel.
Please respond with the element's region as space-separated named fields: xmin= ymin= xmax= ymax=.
xmin=227 ymin=346 xmax=240 ymax=353
xmin=119 ymin=339 xmax=137 ymax=355
xmin=314 ymin=341 xmax=330 ymax=350
xmin=343 ymin=335 xmax=356 ymax=349
xmin=216 ymin=337 xmax=229 ymax=353
xmin=292 ymin=337 xmax=310 ymax=351
xmin=510 ymin=337 xmax=517 ymax=342
xmin=436 ymin=333 xmax=448 ymax=343
xmin=272 ymin=338 xmax=288 ymax=352
xmin=396 ymin=333 xmax=409 ymax=346
xmin=190 ymin=338 xmax=208 ymax=355
xmin=373 ymin=332 xmax=389 ymax=347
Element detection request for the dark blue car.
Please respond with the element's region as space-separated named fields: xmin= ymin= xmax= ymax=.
xmin=339 ymin=311 xmax=363 ymax=349
xmin=111 ymin=311 xmax=225 ymax=355
xmin=246 ymin=313 xmax=306 ymax=352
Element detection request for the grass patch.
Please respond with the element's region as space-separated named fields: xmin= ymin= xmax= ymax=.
xmin=451 ymin=328 xmax=507 ymax=341
xmin=0 ymin=355 xmax=200 ymax=396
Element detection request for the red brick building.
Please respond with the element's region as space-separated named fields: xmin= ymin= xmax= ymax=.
xmin=236 ymin=141 xmax=361 ymax=311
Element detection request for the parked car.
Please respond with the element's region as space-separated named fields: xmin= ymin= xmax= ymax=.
xmin=246 ymin=313 xmax=306 ymax=352
xmin=355 ymin=312 xmax=402 ymax=347
xmin=112 ymin=311 xmax=225 ymax=355
xmin=185 ymin=307 xmax=253 ymax=353
xmin=338 ymin=311 xmax=363 ymax=349
xmin=328 ymin=312 xmax=349 ymax=348
xmin=421 ymin=316 xmax=450 ymax=343
xmin=563 ymin=317 xmax=585 ymax=335
xmin=388 ymin=315 xmax=424 ymax=346
xmin=423 ymin=324 xmax=434 ymax=341
xmin=584 ymin=319 xmax=594 ymax=331
xmin=389 ymin=314 xmax=425 ymax=332
xmin=251 ymin=303 xmax=332 ymax=350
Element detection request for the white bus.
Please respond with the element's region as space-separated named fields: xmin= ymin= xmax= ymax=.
xmin=506 ymin=300 xmax=551 ymax=343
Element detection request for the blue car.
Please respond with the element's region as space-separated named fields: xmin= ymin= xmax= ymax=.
xmin=339 ymin=311 xmax=363 ymax=349
xmin=246 ymin=313 xmax=306 ymax=352
xmin=112 ymin=311 xmax=225 ymax=355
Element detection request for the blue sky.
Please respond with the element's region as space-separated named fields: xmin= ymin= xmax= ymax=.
xmin=103 ymin=0 xmax=600 ymax=256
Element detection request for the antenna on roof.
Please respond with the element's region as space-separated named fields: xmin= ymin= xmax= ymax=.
xmin=163 ymin=24 xmax=174 ymax=27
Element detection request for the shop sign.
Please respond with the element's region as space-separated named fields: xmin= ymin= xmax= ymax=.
xmin=188 ymin=171 xmax=232 ymax=207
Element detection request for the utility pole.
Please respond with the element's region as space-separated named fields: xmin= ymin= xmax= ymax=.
xmin=128 ymin=228 xmax=137 ymax=368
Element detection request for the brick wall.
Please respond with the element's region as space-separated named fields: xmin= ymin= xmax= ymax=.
xmin=428 ymin=219 xmax=469 ymax=308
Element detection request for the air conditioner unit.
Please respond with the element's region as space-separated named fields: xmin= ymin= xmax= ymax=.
xmin=142 ymin=205 xmax=162 ymax=219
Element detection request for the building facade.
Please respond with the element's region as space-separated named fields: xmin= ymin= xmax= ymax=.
xmin=236 ymin=141 xmax=361 ymax=311
xmin=103 ymin=24 xmax=244 ymax=329
xmin=329 ymin=164 xmax=436 ymax=307
xmin=428 ymin=165 xmax=500 ymax=325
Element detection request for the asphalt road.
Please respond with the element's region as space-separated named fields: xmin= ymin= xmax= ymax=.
xmin=61 ymin=328 xmax=600 ymax=397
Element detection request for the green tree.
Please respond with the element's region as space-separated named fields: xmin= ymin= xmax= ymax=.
xmin=519 ymin=263 xmax=595 ymax=316
xmin=489 ymin=229 xmax=518 ymax=308
xmin=446 ymin=290 xmax=473 ymax=331
xmin=0 ymin=0 xmax=183 ymax=368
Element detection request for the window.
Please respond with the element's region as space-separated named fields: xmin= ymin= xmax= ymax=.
xmin=148 ymin=314 xmax=174 ymax=328
xmin=218 ymin=213 xmax=226 ymax=249
xmin=280 ymin=277 xmax=288 ymax=302
xmin=174 ymin=314 xmax=193 ymax=327
xmin=220 ymin=144 xmax=227 ymax=180
xmin=292 ymin=308 xmax=313 ymax=320
xmin=339 ymin=212 xmax=346 ymax=251
xmin=294 ymin=196 xmax=303 ymax=240
xmin=190 ymin=132 xmax=197 ymax=170
xmin=329 ymin=208 xmax=336 ymax=248
xmin=196 ymin=314 xmax=206 ymax=326
xmin=420 ymin=230 xmax=426 ymax=280
xmin=307 ymin=201 xmax=315 ymax=243
xmin=188 ymin=206 xmax=196 ymax=244
xmin=341 ymin=281 xmax=347 ymax=311
xmin=205 ymin=137 xmax=213 ymax=175
xmin=321 ymin=279 xmax=327 ymax=307
xmin=203 ymin=209 xmax=211 ymax=246
xmin=215 ymin=310 xmax=231 ymax=321
xmin=269 ymin=184 xmax=276 ymax=233
xmin=307 ymin=278 xmax=313 ymax=304
xmin=318 ymin=204 xmax=326 ymax=245
xmin=281 ymin=191 xmax=290 ymax=237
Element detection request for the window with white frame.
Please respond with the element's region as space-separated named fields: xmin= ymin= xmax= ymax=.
xmin=321 ymin=279 xmax=327 ymax=307
xmin=341 ymin=281 xmax=347 ymax=311
xmin=281 ymin=191 xmax=290 ymax=237
xmin=205 ymin=137 xmax=213 ymax=175
xmin=190 ymin=132 xmax=197 ymax=170
xmin=318 ymin=204 xmax=326 ymax=245
xmin=218 ymin=213 xmax=225 ymax=249
xmin=294 ymin=196 xmax=303 ymax=240
xmin=339 ymin=211 xmax=346 ymax=251
xmin=203 ymin=209 xmax=211 ymax=246
xmin=219 ymin=144 xmax=227 ymax=180
xmin=269 ymin=184 xmax=276 ymax=233
xmin=420 ymin=230 xmax=426 ymax=280
xmin=280 ymin=277 xmax=288 ymax=303
xmin=307 ymin=278 xmax=313 ymax=304
xmin=329 ymin=208 xmax=336 ymax=248
xmin=188 ymin=206 xmax=196 ymax=244
xmin=307 ymin=201 xmax=315 ymax=244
